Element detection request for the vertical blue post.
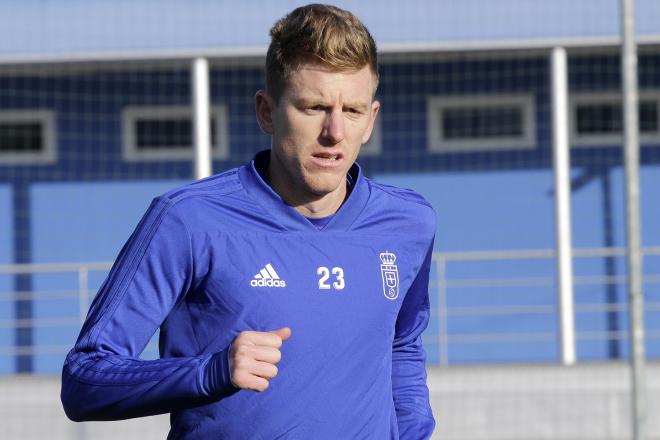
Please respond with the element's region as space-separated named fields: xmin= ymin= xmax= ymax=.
xmin=13 ymin=181 xmax=32 ymax=373
xmin=600 ymin=170 xmax=621 ymax=359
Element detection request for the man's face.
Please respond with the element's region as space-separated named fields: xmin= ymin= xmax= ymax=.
xmin=257 ymin=64 xmax=379 ymax=203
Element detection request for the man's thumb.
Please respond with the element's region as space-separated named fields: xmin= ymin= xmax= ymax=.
xmin=271 ymin=327 xmax=292 ymax=342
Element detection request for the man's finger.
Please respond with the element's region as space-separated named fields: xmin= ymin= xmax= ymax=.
xmin=270 ymin=327 xmax=292 ymax=342
xmin=250 ymin=360 xmax=279 ymax=380
xmin=239 ymin=330 xmax=285 ymax=348
xmin=246 ymin=376 xmax=270 ymax=393
xmin=250 ymin=345 xmax=282 ymax=364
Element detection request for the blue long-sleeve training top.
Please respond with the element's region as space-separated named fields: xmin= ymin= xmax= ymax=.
xmin=61 ymin=150 xmax=436 ymax=439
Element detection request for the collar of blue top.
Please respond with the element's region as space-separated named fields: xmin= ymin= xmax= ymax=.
xmin=238 ymin=149 xmax=370 ymax=232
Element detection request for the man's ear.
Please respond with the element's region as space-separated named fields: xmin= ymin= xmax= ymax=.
xmin=361 ymin=100 xmax=380 ymax=144
xmin=255 ymin=90 xmax=275 ymax=135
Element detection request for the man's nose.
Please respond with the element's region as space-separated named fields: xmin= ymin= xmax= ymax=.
xmin=320 ymin=109 xmax=345 ymax=145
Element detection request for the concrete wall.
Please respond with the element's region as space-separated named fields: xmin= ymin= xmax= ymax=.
xmin=429 ymin=363 xmax=660 ymax=440
xmin=1 ymin=363 xmax=658 ymax=439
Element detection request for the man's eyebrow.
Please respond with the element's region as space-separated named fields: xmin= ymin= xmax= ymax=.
xmin=295 ymin=97 xmax=325 ymax=106
xmin=294 ymin=97 xmax=370 ymax=112
xmin=343 ymin=102 xmax=370 ymax=112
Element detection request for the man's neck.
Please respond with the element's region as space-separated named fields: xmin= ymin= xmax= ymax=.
xmin=260 ymin=153 xmax=349 ymax=218
xmin=290 ymin=188 xmax=347 ymax=218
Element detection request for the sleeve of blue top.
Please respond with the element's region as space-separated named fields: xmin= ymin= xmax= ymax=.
xmin=392 ymin=240 xmax=436 ymax=439
xmin=61 ymin=197 xmax=237 ymax=422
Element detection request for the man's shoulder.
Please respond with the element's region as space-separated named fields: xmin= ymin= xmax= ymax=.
xmin=367 ymin=179 xmax=433 ymax=210
xmin=156 ymin=166 xmax=245 ymax=208
xmin=361 ymin=178 xmax=437 ymax=236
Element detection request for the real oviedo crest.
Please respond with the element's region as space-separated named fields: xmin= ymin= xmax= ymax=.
xmin=380 ymin=251 xmax=399 ymax=300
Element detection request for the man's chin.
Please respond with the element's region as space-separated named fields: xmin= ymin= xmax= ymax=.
xmin=303 ymin=179 xmax=346 ymax=198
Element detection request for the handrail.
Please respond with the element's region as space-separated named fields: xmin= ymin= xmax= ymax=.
xmin=432 ymin=246 xmax=660 ymax=261
xmin=0 ymin=245 xmax=657 ymax=271
xmin=0 ymin=246 xmax=658 ymax=368
xmin=0 ymin=262 xmax=113 ymax=274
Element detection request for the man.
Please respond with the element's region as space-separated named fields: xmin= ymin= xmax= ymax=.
xmin=61 ymin=4 xmax=436 ymax=439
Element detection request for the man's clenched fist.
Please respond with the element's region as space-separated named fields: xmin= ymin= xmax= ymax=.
xmin=229 ymin=327 xmax=291 ymax=392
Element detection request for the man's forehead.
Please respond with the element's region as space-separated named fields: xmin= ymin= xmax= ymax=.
xmin=286 ymin=64 xmax=376 ymax=101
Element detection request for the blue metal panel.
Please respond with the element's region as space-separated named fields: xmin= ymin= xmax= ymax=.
xmin=376 ymin=171 xmax=559 ymax=363
xmin=0 ymin=185 xmax=11 ymax=264
xmin=376 ymin=165 xmax=660 ymax=363
xmin=31 ymin=181 xmax=187 ymax=263
xmin=30 ymin=181 xmax=185 ymax=373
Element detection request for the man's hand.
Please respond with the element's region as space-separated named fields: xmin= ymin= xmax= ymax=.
xmin=229 ymin=327 xmax=291 ymax=392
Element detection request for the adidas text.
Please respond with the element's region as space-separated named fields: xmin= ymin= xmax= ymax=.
xmin=250 ymin=278 xmax=286 ymax=288
xmin=251 ymin=263 xmax=286 ymax=288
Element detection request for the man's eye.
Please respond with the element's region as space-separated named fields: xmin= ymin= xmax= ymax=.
xmin=346 ymin=108 xmax=362 ymax=114
xmin=309 ymin=105 xmax=324 ymax=111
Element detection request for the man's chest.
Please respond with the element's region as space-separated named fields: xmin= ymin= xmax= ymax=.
xmin=186 ymin=232 xmax=425 ymax=346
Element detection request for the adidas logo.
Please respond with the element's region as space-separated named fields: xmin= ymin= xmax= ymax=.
xmin=250 ymin=263 xmax=287 ymax=288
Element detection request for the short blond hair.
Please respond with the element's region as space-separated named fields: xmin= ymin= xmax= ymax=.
xmin=266 ymin=4 xmax=378 ymax=102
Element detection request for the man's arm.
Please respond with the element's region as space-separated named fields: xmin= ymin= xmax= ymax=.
xmin=61 ymin=197 xmax=237 ymax=421
xmin=392 ymin=240 xmax=436 ymax=439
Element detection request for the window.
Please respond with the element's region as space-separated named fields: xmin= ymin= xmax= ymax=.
xmin=427 ymin=94 xmax=536 ymax=152
xmin=122 ymin=105 xmax=229 ymax=161
xmin=571 ymin=92 xmax=660 ymax=146
xmin=358 ymin=116 xmax=382 ymax=157
xmin=0 ymin=110 xmax=56 ymax=165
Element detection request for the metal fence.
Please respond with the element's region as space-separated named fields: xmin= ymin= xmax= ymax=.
xmin=1 ymin=246 xmax=659 ymax=370
xmin=431 ymin=246 xmax=660 ymax=365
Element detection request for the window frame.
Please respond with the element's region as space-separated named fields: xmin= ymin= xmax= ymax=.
xmin=0 ymin=110 xmax=57 ymax=165
xmin=426 ymin=94 xmax=536 ymax=153
xmin=121 ymin=105 xmax=230 ymax=161
xmin=570 ymin=91 xmax=660 ymax=147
